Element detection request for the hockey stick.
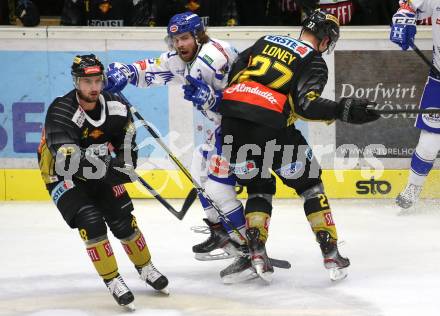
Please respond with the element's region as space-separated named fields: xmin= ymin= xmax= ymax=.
xmin=368 ymin=108 xmax=440 ymax=115
xmin=117 ymin=92 xmax=291 ymax=269
xmin=125 ymin=167 xmax=197 ymax=220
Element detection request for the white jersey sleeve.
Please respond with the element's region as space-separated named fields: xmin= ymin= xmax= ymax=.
xmin=186 ymin=38 xmax=238 ymax=91
xmin=184 ymin=38 xmax=239 ymax=122
xmin=403 ymin=0 xmax=437 ymax=19
xmin=402 ymin=1 xmax=440 ymax=72
xmin=127 ymin=51 xmax=186 ymax=88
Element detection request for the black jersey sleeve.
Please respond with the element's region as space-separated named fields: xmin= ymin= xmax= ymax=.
xmin=292 ymin=55 xmax=339 ymax=121
xmin=45 ymin=98 xmax=81 ymax=158
xmin=228 ymin=45 xmax=253 ymax=84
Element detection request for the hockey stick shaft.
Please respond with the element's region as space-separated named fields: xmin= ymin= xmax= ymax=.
xmin=117 ymin=92 xmax=246 ymax=240
xmin=117 ymin=93 xmax=292 ymax=268
xmin=369 ymin=108 xmax=440 ymax=115
xmin=410 ymin=42 xmax=440 ymax=77
xmin=132 ymin=169 xmax=195 ymax=220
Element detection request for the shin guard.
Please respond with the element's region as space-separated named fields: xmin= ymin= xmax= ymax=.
xmin=121 ymin=229 xmax=152 ymax=269
xmin=85 ymin=237 xmax=119 ymax=281
xmin=304 ymin=194 xmax=338 ymax=240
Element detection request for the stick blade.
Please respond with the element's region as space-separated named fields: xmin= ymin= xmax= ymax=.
xmin=176 ymin=188 xmax=198 ymax=220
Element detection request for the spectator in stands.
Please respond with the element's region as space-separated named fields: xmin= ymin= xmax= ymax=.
xmin=351 ymin=0 xmax=399 ymax=25
xmin=61 ymin=0 xmax=156 ymax=26
xmin=1 ymin=0 xmax=40 ymax=26
xmin=16 ymin=0 xmax=40 ymax=26
xmin=237 ymin=0 xmax=316 ymax=26
xmin=178 ymin=0 xmax=240 ymax=26
xmin=0 ymin=0 xmax=11 ymax=24
xmin=32 ymin=0 xmax=63 ymax=17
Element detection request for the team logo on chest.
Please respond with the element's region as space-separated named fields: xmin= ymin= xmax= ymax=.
xmin=89 ymin=129 xmax=104 ymax=139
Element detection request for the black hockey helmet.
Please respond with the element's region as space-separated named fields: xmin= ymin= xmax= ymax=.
xmin=71 ymin=54 xmax=104 ymax=78
xmin=302 ymin=10 xmax=340 ymax=52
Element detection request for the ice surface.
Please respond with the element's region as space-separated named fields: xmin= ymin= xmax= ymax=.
xmin=0 ymin=199 xmax=439 ymax=316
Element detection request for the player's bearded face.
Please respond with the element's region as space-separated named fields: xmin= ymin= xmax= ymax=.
xmin=172 ymin=32 xmax=198 ymax=62
xmin=76 ymin=76 xmax=104 ymax=103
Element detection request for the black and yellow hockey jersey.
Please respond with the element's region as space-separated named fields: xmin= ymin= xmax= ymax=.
xmin=38 ymin=90 xmax=137 ymax=185
xmin=219 ymin=35 xmax=340 ymax=129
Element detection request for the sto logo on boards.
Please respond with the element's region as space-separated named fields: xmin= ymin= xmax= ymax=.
xmin=355 ymin=177 xmax=392 ymax=195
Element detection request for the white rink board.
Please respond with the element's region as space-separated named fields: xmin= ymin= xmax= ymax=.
xmin=0 ymin=26 xmax=436 ymax=169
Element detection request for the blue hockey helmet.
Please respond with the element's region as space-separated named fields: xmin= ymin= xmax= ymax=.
xmin=167 ymin=12 xmax=205 ymax=38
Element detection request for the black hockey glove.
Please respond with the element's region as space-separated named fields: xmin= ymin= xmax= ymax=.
xmin=336 ymin=98 xmax=380 ymax=124
xmin=101 ymin=155 xmax=137 ymax=185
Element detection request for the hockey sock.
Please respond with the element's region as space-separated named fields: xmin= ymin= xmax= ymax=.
xmin=203 ymin=179 xmax=247 ymax=244
xmin=304 ymin=194 xmax=338 ymax=241
xmin=198 ymin=192 xmax=221 ymax=224
xmin=120 ymin=229 xmax=152 ymax=269
xmin=408 ymin=130 xmax=440 ymax=185
xmin=245 ymin=212 xmax=270 ymax=243
xmin=220 ymin=203 xmax=247 ymax=245
xmin=244 ymin=196 xmax=272 ymax=243
xmin=85 ymin=236 xmax=119 ymax=281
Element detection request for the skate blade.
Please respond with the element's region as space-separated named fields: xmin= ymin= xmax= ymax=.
xmin=222 ymin=268 xmax=258 ymax=284
xmin=158 ymin=286 xmax=170 ymax=295
xmin=194 ymin=250 xmax=234 ymax=261
xmin=329 ymin=267 xmax=348 ymax=281
xmin=255 ymin=265 xmax=273 ymax=284
xmin=123 ymin=302 xmax=136 ymax=312
xmin=397 ymin=207 xmax=417 ymax=216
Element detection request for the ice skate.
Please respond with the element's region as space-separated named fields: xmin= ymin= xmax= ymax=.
xmin=192 ymin=218 xmax=241 ymax=260
xmin=396 ymin=184 xmax=422 ymax=215
xmin=246 ymin=228 xmax=274 ymax=283
xmin=138 ymin=261 xmax=169 ymax=295
xmin=316 ymin=231 xmax=350 ymax=281
xmin=220 ymin=252 xmax=257 ymax=284
xmin=104 ymin=274 xmax=135 ymax=311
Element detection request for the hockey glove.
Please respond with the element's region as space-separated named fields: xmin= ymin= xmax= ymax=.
xmin=337 ymin=98 xmax=380 ymax=124
xmin=101 ymin=154 xmax=136 ymax=184
xmin=390 ymin=5 xmax=416 ymax=51
xmin=105 ymin=62 xmax=136 ymax=93
xmin=182 ymin=75 xmax=222 ymax=111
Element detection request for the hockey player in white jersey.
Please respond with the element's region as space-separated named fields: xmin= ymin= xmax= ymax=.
xmin=104 ymin=12 xmax=257 ymax=282
xmin=390 ymin=0 xmax=440 ymax=213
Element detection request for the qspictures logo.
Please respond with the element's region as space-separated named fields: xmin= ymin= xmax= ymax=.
xmin=356 ymin=177 xmax=392 ymax=195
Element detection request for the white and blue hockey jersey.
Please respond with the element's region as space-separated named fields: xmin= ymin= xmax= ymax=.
xmin=121 ymin=38 xmax=238 ymax=125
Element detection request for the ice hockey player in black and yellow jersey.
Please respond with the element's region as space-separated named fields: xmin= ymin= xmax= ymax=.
xmin=37 ymin=54 xmax=168 ymax=310
xmin=215 ymin=10 xmax=381 ymax=282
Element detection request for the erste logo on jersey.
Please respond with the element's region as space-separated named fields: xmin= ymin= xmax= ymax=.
xmin=51 ymin=180 xmax=75 ymax=205
xmin=264 ymin=35 xmax=312 ymax=57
